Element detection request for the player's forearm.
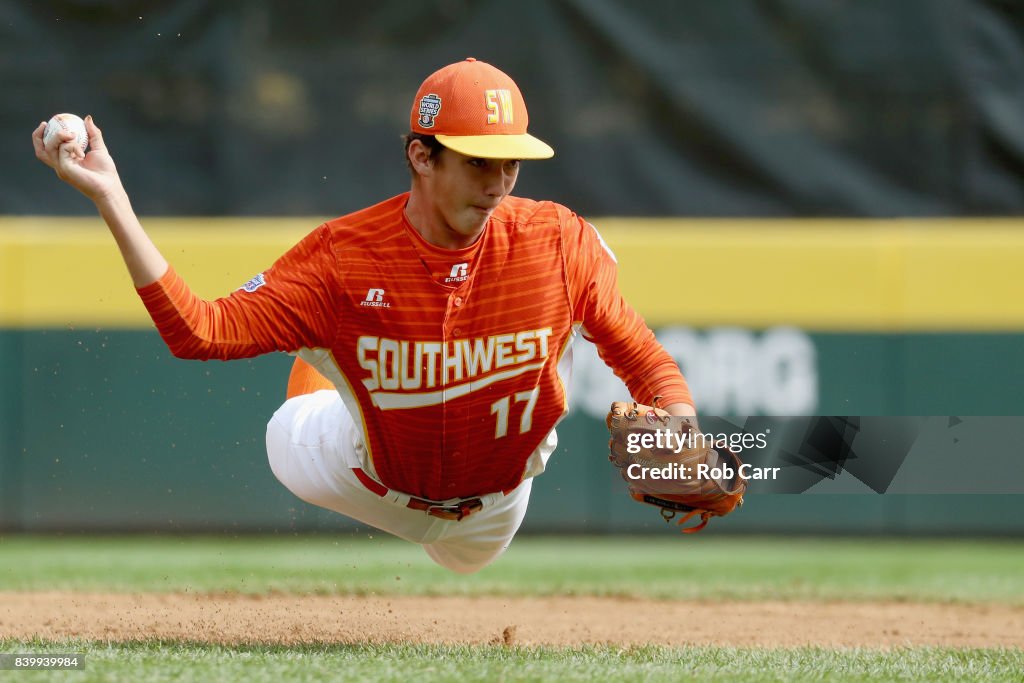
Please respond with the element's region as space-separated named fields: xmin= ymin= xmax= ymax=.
xmin=94 ymin=187 xmax=169 ymax=288
xmin=594 ymin=320 xmax=694 ymax=409
xmin=136 ymin=266 xmax=272 ymax=361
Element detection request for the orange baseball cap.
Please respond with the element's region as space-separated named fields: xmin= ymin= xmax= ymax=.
xmin=410 ymin=58 xmax=554 ymax=160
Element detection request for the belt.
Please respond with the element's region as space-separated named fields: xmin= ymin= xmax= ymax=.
xmin=352 ymin=468 xmax=484 ymax=521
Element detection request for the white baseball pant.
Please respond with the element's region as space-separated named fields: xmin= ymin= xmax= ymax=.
xmin=265 ymin=390 xmax=533 ymax=573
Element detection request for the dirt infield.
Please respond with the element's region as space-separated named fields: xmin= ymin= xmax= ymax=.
xmin=2 ymin=592 xmax=1022 ymax=648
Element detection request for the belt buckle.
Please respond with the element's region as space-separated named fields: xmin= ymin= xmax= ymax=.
xmin=427 ymin=498 xmax=482 ymax=521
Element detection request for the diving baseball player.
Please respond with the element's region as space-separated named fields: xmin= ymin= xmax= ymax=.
xmin=32 ymin=58 xmax=696 ymax=573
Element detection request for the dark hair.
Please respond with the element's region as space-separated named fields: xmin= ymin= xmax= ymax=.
xmin=403 ymin=132 xmax=445 ymax=175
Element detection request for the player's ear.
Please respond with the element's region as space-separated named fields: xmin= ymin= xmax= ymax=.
xmin=407 ymin=139 xmax=434 ymax=178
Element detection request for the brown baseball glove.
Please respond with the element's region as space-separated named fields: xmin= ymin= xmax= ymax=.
xmin=606 ymin=400 xmax=747 ymax=533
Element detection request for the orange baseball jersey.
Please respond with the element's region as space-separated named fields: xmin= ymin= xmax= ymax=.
xmin=137 ymin=193 xmax=692 ymax=500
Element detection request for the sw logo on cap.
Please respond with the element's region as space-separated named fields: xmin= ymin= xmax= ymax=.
xmin=485 ymin=89 xmax=514 ymax=124
xmin=418 ymin=93 xmax=442 ymax=128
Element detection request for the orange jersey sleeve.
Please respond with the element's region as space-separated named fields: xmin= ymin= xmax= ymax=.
xmin=136 ymin=225 xmax=339 ymax=360
xmin=561 ymin=212 xmax=694 ymax=409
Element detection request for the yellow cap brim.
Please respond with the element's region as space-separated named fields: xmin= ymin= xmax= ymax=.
xmin=435 ymin=133 xmax=554 ymax=160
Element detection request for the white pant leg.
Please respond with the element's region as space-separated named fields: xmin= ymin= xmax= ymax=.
xmin=423 ymin=477 xmax=533 ymax=574
xmin=265 ymin=391 xmax=534 ymax=572
xmin=266 ymin=391 xmax=444 ymax=544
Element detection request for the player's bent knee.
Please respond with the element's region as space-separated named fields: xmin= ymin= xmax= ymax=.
xmin=265 ymin=416 xmax=294 ymax=489
xmin=264 ymin=392 xmax=341 ymax=497
xmin=265 ymin=417 xmax=335 ymax=511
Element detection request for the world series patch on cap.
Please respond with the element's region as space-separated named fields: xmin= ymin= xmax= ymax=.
xmin=410 ymin=58 xmax=554 ymax=160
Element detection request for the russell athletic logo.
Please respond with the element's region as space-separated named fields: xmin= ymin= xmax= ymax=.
xmin=445 ymin=263 xmax=469 ymax=284
xmin=418 ymin=94 xmax=442 ymax=128
xmin=361 ymin=288 xmax=391 ymax=308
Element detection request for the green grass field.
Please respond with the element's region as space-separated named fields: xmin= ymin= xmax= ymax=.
xmin=2 ymin=535 xmax=1023 ymax=682
xmin=5 ymin=641 xmax=1022 ymax=683
xmin=1 ymin=535 xmax=1022 ymax=602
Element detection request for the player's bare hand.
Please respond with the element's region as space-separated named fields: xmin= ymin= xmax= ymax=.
xmin=33 ymin=115 xmax=124 ymax=203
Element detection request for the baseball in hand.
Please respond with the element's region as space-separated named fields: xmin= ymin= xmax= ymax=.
xmin=43 ymin=113 xmax=89 ymax=154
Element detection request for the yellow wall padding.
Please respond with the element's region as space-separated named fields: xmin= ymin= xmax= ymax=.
xmin=2 ymin=216 xmax=1023 ymax=331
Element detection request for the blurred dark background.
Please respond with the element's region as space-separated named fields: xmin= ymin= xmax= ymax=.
xmin=4 ymin=0 xmax=1024 ymax=217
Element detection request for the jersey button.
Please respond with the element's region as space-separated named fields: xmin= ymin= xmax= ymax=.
xmin=453 ymin=296 xmax=463 ymax=307
xmin=453 ymin=328 xmax=462 ymax=336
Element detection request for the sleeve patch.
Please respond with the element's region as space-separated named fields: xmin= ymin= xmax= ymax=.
xmin=239 ymin=273 xmax=266 ymax=293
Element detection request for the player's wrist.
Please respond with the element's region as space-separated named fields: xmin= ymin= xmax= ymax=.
xmin=92 ymin=183 xmax=130 ymax=212
xmin=664 ymin=402 xmax=697 ymax=417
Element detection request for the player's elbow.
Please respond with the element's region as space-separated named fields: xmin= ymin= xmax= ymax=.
xmin=158 ymin=330 xmax=218 ymax=361
xmin=164 ymin=341 xmax=204 ymax=360
xmin=167 ymin=343 xmax=203 ymax=360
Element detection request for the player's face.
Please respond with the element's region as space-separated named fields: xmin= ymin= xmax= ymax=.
xmin=429 ymin=150 xmax=520 ymax=238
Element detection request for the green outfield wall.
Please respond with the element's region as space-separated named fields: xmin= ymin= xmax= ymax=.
xmin=2 ymin=219 xmax=1023 ymax=533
